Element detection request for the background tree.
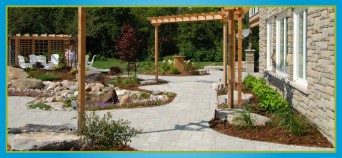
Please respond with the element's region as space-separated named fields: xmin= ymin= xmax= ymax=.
xmin=115 ymin=24 xmax=140 ymax=75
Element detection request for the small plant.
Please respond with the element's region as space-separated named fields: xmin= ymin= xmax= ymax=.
xmin=139 ymin=92 xmax=150 ymax=99
xmin=35 ymin=72 xmax=60 ymax=81
xmin=80 ymin=112 xmax=142 ymax=150
xmin=165 ymin=92 xmax=175 ymax=98
xmin=27 ymin=103 xmax=52 ymax=110
xmin=168 ymin=66 xmax=180 ymax=74
xmin=159 ymin=62 xmax=172 ymax=74
xmin=69 ymin=68 xmax=78 ymax=75
xmin=109 ymin=76 xmax=139 ymax=88
xmin=54 ymin=63 xmax=66 ymax=71
xmin=109 ymin=66 xmax=123 ymax=75
xmin=272 ymin=107 xmax=309 ymax=136
xmin=234 ymin=107 xmax=256 ymax=129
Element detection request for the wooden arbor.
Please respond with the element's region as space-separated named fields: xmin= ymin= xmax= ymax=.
xmin=8 ymin=34 xmax=75 ymax=66
xmin=147 ymin=7 xmax=249 ymax=108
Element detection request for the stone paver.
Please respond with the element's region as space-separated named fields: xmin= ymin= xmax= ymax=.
xmin=8 ymin=70 xmax=334 ymax=151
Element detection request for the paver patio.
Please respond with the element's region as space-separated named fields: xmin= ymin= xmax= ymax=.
xmin=7 ymin=70 xmax=334 ymax=151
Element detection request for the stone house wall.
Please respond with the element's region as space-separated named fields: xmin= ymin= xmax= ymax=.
xmin=258 ymin=7 xmax=335 ymax=144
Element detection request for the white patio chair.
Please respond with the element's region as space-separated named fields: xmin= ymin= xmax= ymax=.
xmin=18 ymin=55 xmax=31 ymax=69
xmin=85 ymin=55 xmax=89 ymax=66
xmin=36 ymin=55 xmax=47 ymax=69
xmin=50 ymin=54 xmax=59 ymax=66
xmin=29 ymin=54 xmax=38 ymax=65
xmin=87 ymin=55 xmax=96 ymax=67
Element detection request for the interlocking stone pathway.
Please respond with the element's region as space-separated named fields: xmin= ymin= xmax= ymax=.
xmin=8 ymin=70 xmax=334 ymax=151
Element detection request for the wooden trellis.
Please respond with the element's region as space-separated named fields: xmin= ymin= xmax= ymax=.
xmin=148 ymin=7 xmax=249 ymax=108
xmin=8 ymin=34 xmax=76 ymax=66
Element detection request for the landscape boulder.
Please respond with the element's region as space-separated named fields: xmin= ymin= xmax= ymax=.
xmin=8 ymin=66 xmax=28 ymax=81
xmin=85 ymin=71 xmax=105 ymax=83
xmin=12 ymin=79 xmax=43 ymax=90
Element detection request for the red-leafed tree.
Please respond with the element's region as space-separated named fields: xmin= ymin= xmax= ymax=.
xmin=116 ymin=24 xmax=140 ymax=62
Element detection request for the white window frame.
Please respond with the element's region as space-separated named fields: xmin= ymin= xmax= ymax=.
xmin=276 ymin=13 xmax=287 ymax=77
xmin=293 ymin=8 xmax=308 ymax=86
xmin=266 ymin=19 xmax=272 ymax=70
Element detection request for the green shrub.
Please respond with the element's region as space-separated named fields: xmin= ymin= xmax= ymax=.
xmin=109 ymin=76 xmax=139 ymax=87
xmin=165 ymin=92 xmax=175 ymax=98
xmin=272 ymin=108 xmax=309 ymax=136
xmin=69 ymin=68 xmax=78 ymax=75
xmin=27 ymin=103 xmax=51 ymax=110
xmin=243 ymin=75 xmax=288 ymax=112
xmin=81 ymin=112 xmax=142 ymax=150
xmin=54 ymin=63 xmax=66 ymax=71
xmin=168 ymin=66 xmax=180 ymax=74
xmin=109 ymin=66 xmax=122 ymax=75
xmin=160 ymin=62 xmax=172 ymax=74
xmin=139 ymin=93 xmax=150 ymax=99
xmin=35 ymin=72 xmax=60 ymax=81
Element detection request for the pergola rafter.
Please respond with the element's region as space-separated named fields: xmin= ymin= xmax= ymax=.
xmin=147 ymin=7 xmax=249 ymax=108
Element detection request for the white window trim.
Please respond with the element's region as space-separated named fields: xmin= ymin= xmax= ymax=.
xmin=276 ymin=13 xmax=287 ymax=77
xmin=293 ymin=8 xmax=308 ymax=86
xmin=266 ymin=19 xmax=272 ymax=70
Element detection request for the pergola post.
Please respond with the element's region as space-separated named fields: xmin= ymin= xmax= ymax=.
xmin=154 ymin=24 xmax=160 ymax=82
xmin=223 ymin=19 xmax=228 ymax=87
xmin=227 ymin=11 xmax=235 ymax=108
xmin=77 ymin=7 xmax=86 ymax=132
xmin=237 ymin=15 xmax=243 ymax=105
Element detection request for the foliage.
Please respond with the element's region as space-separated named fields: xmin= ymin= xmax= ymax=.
xmin=27 ymin=103 xmax=52 ymax=110
xmin=109 ymin=66 xmax=123 ymax=75
xmin=243 ymin=75 xmax=288 ymax=112
xmin=272 ymin=107 xmax=309 ymax=136
xmin=168 ymin=66 xmax=180 ymax=74
xmin=35 ymin=72 xmax=60 ymax=81
xmin=116 ymin=24 xmax=140 ymax=62
xmin=54 ymin=63 xmax=66 ymax=71
xmin=109 ymin=76 xmax=139 ymax=87
xmin=165 ymin=92 xmax=175 ymax=98
xmin=69 ymin=68 xmax=78 ymax=75
xmin=139 ymin=92 xmax=150 ymax=99
xmin=235 ymin=108 xmax=256 ymax=129
xmin=159 ymin=62 xmax=172 ymax=74
xmin=80 ymin=112 xmax=142 ymax=150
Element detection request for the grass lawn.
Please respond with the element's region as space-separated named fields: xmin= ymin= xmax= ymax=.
xmin=93 ymin=58 xmax=222 ymax=72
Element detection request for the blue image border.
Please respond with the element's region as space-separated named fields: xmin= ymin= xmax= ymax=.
xmin=0 ymin=0 xmax=340 ymax=158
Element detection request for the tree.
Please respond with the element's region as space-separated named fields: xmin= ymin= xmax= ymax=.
xmin=116 ymin=24 xmax=140 ymax=75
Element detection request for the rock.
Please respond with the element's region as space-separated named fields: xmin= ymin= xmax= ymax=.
xmin=8 ymin=66 xmax=28 ymax=81
xmin=67 ymin=94 xmax=74 ymax=98
xmin=28 ymin=99 xmax=43 ymax=105
xmin=61 ymin=80 xmax=76 ymax=90
xmin=46 ymin=97 xmax=56 ymax=103
xmin=152 ymin=90 xmax=161 ymax=95
xmin=157 ymin=95 xmax=168 ymax=102
xmin=54 ymin=86 xmax=66 ymax=92
xmin=86 ymin=88 xmax=118 ymax=106
xmin=91 ymin=83 xmax=104 ymax=93
xmin=226 ymin=111 xmax=272 ymax=126
xmin=45 ymin=102 xmax=65 ymax=111
xmin=55 ymin=96 xmax=64 ymax=102
xmin=8 ymin=124 xmax=80 ymax=151
xmin=85 ymin=71 xmax=105 ymax=83
xmin=217 ymin=91 xmax=253 ymax=105
xmin=119 ymin=95 xmax=130 ymax=105
xmin=116 ymin=90 xmax=128 ymax=97
xmin=85 ymin=84 xmax=92 ymax=92
xmin=12 ymin=79 xmax=43 ymax=90
xmin=73 ymin=91 xmax=78 ymax=97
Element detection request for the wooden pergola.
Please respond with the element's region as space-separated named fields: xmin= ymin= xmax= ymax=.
xmin=8 ymin=34 xmax=75 ymax=66
xmin=147 ymin=7 xmax=249 ymax=108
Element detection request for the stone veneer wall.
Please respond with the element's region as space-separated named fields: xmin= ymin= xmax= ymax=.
xmin=258 ymin=7 xmax=335 ymax=144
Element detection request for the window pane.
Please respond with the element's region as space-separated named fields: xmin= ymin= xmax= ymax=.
xmin=280 ymin=19 xmax=285 ymax=72
xmin=298 ymin=11 xmax=304 ymax=78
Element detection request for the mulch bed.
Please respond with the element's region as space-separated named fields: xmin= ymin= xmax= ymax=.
xmin=209 ymin=119 xmax=333 ymax=148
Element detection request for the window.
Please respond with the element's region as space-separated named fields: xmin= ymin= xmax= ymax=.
xmin=293 ymin=9 xmax=307 ymax=85
xmin=276 ymin=14 xmax=287 ymax=76
xmin=266 ymin=20 xmax=272 ymax=70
